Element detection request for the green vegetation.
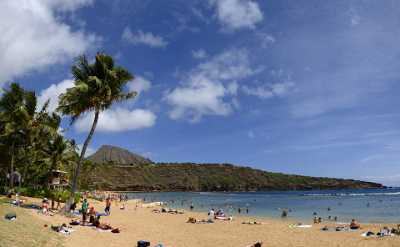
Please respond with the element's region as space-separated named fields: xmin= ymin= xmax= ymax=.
xmin=0 ymin=53 xmax=132 ymax=203
xmin=84 ymin=162 xmax=383 ymax=192
xmin=0 ymin=83 xmax=78 ymax=192
xmin=0 ymin=199 xmax=63 ymax=247
xmin=57 ymin=53 xmax=136 ymax=204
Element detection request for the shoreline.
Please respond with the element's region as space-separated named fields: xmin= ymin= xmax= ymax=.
xmin=95 ymin=187 xmax=388 ymax=193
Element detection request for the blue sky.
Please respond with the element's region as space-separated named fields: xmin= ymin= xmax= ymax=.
xmin=2 ymin=0 xmax=400 ymax=186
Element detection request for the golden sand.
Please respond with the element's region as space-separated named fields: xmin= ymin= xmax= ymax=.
xmin=21 ymin=198 xmax=400 ymax=247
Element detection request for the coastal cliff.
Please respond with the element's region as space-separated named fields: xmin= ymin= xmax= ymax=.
xmin=82 ymin=145 xmax=384 ymax=191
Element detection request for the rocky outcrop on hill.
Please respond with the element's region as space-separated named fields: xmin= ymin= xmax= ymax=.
xmin=87 ymin=145 xmax=152 ymax=166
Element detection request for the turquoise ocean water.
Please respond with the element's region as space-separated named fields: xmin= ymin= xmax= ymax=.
xmin=127 ymin=188 xmax=400 ymax=223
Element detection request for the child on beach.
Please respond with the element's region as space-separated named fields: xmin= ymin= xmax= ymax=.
xmin=42 ymin=198 xmax=49 ymax=215
xmin=89 ymin=206 xmax=96 ymax=224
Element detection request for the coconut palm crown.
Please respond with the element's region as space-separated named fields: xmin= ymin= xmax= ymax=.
xmin=58 ymin=53 xmax=136 ymax=122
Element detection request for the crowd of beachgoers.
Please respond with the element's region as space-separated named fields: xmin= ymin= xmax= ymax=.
xmin=3 ymin=191 xmax=400 ymax=247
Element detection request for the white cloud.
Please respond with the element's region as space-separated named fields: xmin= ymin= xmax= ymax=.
xmin=77 ymin=144 xmax=95 ymax=157
xmin=351 ymin=15 xmax=361 ymax=26
xmin=242 ymin=81 xmax=294 ymax=99
xmin=122 ymin=27 xmax=167 ymax=48
xmin=0 ymin=1 xmax=97 ymax=84
xmin=257 ymin=33 xmax=276 ymax=48
xmin=165 ymin=49 xmax=257 ymax=121
xmin=127 ymin=76 xmax=152 ymax=95
xmin=227 ymin=82 xmax=239 ymax=95
xmin=43 ymin=0 xmax=94 ymax=11
xmin=209 ymin=0 xmax=263 ymax=31
xmin=38 ymin=79 xmax=74 ymax=112
xmin=74 ymin=108 xmax=156 ymax=133
xmin=247 ymin=130 xmax=255 ymax=139
xmin=349 ymin=8 xmax=361 ymax=27
xmin=192 ymin=49 xmax=208 ymax=59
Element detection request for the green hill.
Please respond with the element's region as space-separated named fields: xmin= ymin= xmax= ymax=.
xmin=82 ymin=146 xmax=383 ymax=191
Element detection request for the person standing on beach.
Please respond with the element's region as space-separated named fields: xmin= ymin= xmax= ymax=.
xmin=105 ymin=197 xmax=111 ymax=215
xmin=81 ymin=198 xmax=89 ymax=225
xmin=209 ymin=208 xmax=215 ymax=220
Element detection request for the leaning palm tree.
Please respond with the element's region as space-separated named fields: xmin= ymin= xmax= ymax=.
xmin=57 ymin=53 xmax=136 ymax=205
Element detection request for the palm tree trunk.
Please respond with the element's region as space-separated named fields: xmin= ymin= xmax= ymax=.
xmin=9 ymin=141 xmax=15 ymax=189
xmin=67 ymin=110 xmax=100 ymax=210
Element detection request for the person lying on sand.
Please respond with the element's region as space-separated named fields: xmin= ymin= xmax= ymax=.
xmin=242 ymin=221 xmax=263 ymax=225
xmin=246 ymin=242 xmax=262 ymax=247
xmin=97 ymin=223 xmax=113 ymax=230
xmin=187 ymin=217 xmax=197 ymax=223
xmin=186 ymin=217 xmax=214 ymax=224
xmin=69 ymin=219 xmax=80 ymax=226
xmin=155 ymin=208 xmax=184 ymax=214
xmin=349 ymin=219 xmax=360 ymax=230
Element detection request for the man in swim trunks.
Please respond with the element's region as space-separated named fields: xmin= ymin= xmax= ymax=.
xmin=105 ymin=197 xmax=111 ymax=215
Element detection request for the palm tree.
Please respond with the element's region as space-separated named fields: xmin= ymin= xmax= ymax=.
xmin=23 ymin=101 xmax=62 ymax=186
xmin=57 ymin=53 xmax=136 ymax=204
xmin=0 ymin=83 xmax=36 ymax=189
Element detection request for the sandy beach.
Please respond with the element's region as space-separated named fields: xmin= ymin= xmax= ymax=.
xmin=5 ymin=197 xmax=396 ymax=247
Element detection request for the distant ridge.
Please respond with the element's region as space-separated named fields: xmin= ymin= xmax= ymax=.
xmin=87 ymin=145 xmax=152 ymax=165
xmin=82 ymin=145 xmax=384 ymax=192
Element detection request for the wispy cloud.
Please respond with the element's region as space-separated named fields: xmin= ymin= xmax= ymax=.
xmin=242 ymin=81 xmax=294 ymax=99
xmin=247 ymin=130 xmax=255 ymax=139
xmin=192 ymin=49 xmax=208 ymax=59
xmin=122 ymin=27 xmax=167 ymax=48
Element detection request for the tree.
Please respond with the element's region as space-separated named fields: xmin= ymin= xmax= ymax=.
xmin=0 ymin=83 xmax=36 ymax=189
xmin=57 ymin=53 xmax=136 ymax=205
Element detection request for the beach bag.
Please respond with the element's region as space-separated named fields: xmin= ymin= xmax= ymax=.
xmin=137 ymin=240 xmax=150 ymax=247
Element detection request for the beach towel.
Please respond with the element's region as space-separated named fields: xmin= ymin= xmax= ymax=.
xmin=96 ymin=228 xmax=112 ymax=232
xmin=59 ymin=228 xmax=75 ymax=235
xmin=361 ymin=232 xmax=375 ymax=237
xmin=215 ymin=216 xmax=233 ymax=221
xmin=289 ymin=224 xmax=312 ymax=228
